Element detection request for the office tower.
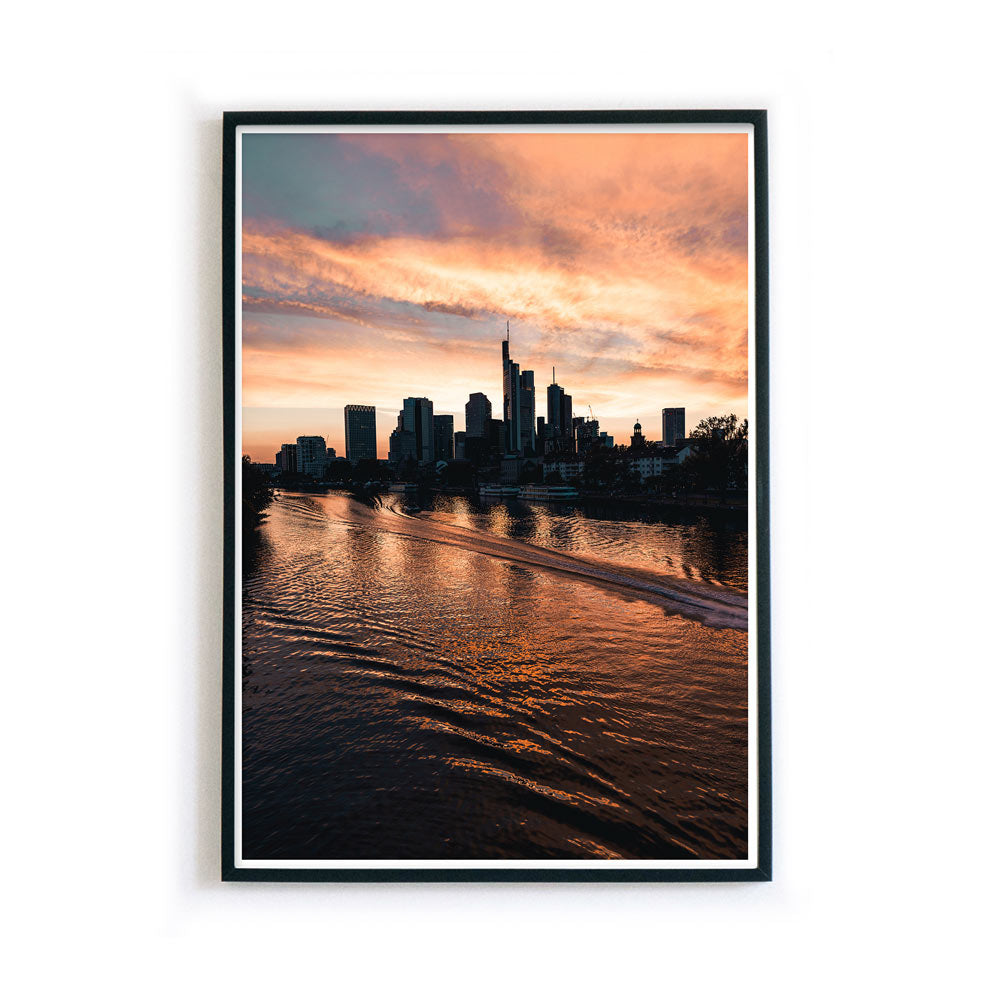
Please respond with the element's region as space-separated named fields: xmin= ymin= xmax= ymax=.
xmin=537 ymin=416 xmax=545 ymax=442
xmin=278 ymin=443 xmax=298 ymax=474
xmin=400 ymin=397 xmax=434 ymax=464
xmin=661 ymin=407 xmax=685 ymax=447
xmin=296 ymin=435 xmax=327 ymax=478
xmin=344 ymin=404 xmax=377 ymax=462
xmin=562 ymin=394 xmax=573 ymax=441
xmin=433 ymin=414 xmax=454 ymax=461
xmin=486 ymin=418 xmax=505 ymax=452
xmin=465 ymin=392 xmax=492 ymax=438
xmin=546 ymin=377 xmax=565 ymax=436
xmin=454 ymin=431 xmax=466 ymax=461
xmin=326 ymin=447 xmax=337 ymax=461
xmin=502 ymin=330 xmax=523 ymax=454
xmin=274 ymin=451 xmax=282 ymax=468
xmin=388 ymin=427 xmax=417 ymax=466
xmin=576 ymin=418 xmax=599 ymax=452
xmin=519 ymin=369 xmax=535 ymax=453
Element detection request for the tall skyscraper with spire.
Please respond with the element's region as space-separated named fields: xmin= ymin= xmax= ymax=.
xmin=501 ymin=321 xmax=523 ymax=455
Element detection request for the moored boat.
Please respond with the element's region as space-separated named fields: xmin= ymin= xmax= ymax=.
xmin=478 ymin=484 xmax=519 ymax=498
xmin=517 ymin=484 xmax=579 ymax=501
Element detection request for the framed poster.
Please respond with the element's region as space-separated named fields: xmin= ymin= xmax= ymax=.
xmin=223 ymin=110 xmax=770 ymax=882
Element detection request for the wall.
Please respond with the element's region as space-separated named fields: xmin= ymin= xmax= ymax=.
xmin=3 ymin=3 xmax=996 ymax=997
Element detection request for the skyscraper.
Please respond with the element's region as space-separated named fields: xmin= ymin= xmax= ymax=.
xmin=465 ymin=392 xmax=492 ymax=438
xmin=433 ymin=414 xmax=454 ymax=461
xmin=576 ymin=418 xmax=599 ymax=452
xmin=519 ymin=369 xmax=536 ymax=453
xmin=400 ymin=397 xmax=434 ymax=464
xmin=546 ymin=377 xmax=564 ymax=435
xmin=501 ymin=327 xmax=522 ymax=454
xmin=546 ymin=370 xmax=574 ymax=452
xmin=662 ymin=407 xmax=685 ymax=447
xmin=388 ymin=425 xmax=417 ymax=466
xmin=344 ymin=404 xmax=377 ymax=463
xmin=296 ymin=435 xmax=327 ymax=478
xmin=278 ymin=443 xmax=298 ymax=474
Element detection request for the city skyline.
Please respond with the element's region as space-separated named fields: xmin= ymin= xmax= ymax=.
xmin=241 ymin=131 xmax=749 ymax=461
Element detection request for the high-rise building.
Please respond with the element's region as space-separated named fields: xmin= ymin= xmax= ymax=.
xmin=545 ymin=371 xmax=574 ymax=452
xmin=546 ymin=379 xmax=564 ymax=435
xmin=296 ymin=435 xmax=327 ymax=478
xmin=326 ymin=447 xmax=337 ymax=461
xmin=502 ymin=330 xmax=523 ymax=454
xmin=345 ymin=404 xmax=377 ymax=463
xmin=486 ymin=418 xmax=505 ymax=453
xmin=400 ymin=397 xmax=434 ymax=464
xmin=278 ymin=443 xmax=298 ymax=474
xmin=433 ymin=414 xmax=454 ymax=462
xmin=661 ymin=407 xmax=685 ymax=447
xmin=465 ymin=392 xmax=492 ymax=438
xmin=519 ymin=369 xmax=536 ymax=453
xmin=576 ymin=418 xmax=599 ymax=452
xmin=388 ymin=428 xmax=417 ymax=466
xmin=454 ymin=431 xmax=466 ymax=461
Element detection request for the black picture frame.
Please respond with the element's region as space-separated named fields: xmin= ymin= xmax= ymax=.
xmin=222 ymin=109 xmax=770 ymax=882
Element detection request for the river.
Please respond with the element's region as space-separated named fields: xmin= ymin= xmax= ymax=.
xmin=241 ymin=490 xmax=749 ymax=861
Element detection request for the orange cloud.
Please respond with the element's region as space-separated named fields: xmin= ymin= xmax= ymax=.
xmin=242 ymin=131 xmax=749 ymax=460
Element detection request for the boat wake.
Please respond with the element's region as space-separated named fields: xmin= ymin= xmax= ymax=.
xmin=299 ymin=493 xmax=748 ymax=631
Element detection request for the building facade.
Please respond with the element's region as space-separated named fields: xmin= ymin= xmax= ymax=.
xmin=518 ymin=369 xmax=536 ymax=453
xmin=344 ymin=404 xmax=377 ymax=463
xmin=465 ymin=392 xmax=491 ymax=439
xmin=630 ymin=420 xmax=645 ymax=449
xmin=296 ymin=435 xmax=327 ymax=478
xmin=433 ymin=414 xmax=454 ymax=461
xmin=278 ymin=443 xmax=298 ymax=474
xmin=661 ymin=407 xmax=685 ymax=447
xmin=502 ymin=333 xmax=523 ymax=454
xmin=400 ymin=396 xmax=434 ymax=464
xmin=388 ymin=428 xmax=417 ymax=466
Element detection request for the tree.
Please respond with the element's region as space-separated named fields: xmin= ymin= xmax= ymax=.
xmin=684 ymin=415 xmax=749 ymax=496
xmin=242 ymin=455 xmax=274 ymax=532
xmin=351 ymin=457 xmax=383 ymax=484
xmin=582 ymin=446 xmax=630 ymax=490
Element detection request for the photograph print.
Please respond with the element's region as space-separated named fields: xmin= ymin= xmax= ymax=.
xmin=224 ymin=111 xmax=769 ymax=881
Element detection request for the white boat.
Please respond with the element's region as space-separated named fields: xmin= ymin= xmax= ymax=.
xmin=388 ymin=482 xmax=418 ymax=494
xmin=478 ymin=484 xmax=519 ymax=498
xmin=517 ymin=484 xmax=579 ymax=501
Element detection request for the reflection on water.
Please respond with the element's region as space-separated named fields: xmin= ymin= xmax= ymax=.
xmin=242 ymin=491 xmax=749 ymax=861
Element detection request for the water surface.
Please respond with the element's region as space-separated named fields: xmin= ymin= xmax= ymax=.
xmin=242 ymin=491 xmax=749 ymax=860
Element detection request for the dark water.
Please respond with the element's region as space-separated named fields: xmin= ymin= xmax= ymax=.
xmin=242 ymin=491 xmax=749 ymax=860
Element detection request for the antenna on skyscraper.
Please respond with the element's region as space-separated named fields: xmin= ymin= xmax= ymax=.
xmin=552 ymin=366 xmax=555 ymax=383
xmin=506 ymin=319 xmax=509 ymax=341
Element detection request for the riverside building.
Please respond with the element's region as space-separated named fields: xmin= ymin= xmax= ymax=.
xmin=344 ymin=404 xmax=377 ymax=463
xmin=400 ymin=397 xmax=434 ymax=464
xmin=661 ymin=407 xmax=685 ymax=447
xmin=295 ymin=435 xmax=327 ymax=478
xmin=465 ymin=392 xmax=492 ymax=439
xmin=433 ymin=414 xmax=454 ymax=461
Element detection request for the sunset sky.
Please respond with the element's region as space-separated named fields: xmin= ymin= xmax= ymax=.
xmin=241 ymin=129 xmax=750 ymax=461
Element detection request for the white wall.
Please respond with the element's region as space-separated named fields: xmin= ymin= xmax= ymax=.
xmin=4 ymin=3 xmax=997 ymax=997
